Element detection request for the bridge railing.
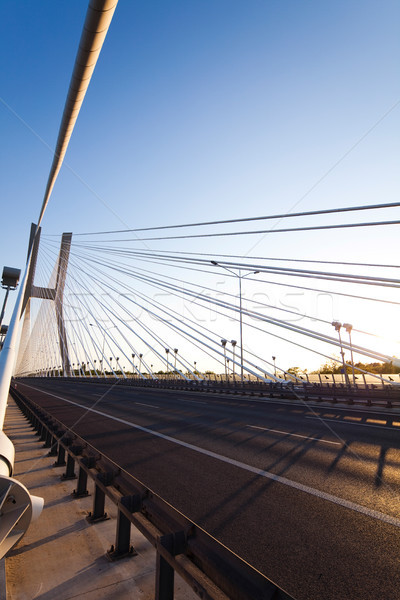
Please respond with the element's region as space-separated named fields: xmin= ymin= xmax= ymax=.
xmin=17 ymin=375 xmax=400 ymax=408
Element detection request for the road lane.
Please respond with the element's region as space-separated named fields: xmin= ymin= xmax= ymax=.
xmin=16 ymin=379 xmax=400 ymax=517
xmin=13 ymin=379 xmax=400 ymax=600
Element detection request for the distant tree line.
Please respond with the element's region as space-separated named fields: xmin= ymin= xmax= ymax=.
xmin=312 ymin=360 xmax=400 ymax=375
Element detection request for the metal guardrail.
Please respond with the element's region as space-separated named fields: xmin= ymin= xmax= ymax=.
xmin=19 ymin=375 xmax=400 ymax=408
xmin=10 ymin=383 xmax=296 ymax=600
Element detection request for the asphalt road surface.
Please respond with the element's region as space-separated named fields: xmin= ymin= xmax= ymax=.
xmin=13 ymin=378 xmax=400 ymax=600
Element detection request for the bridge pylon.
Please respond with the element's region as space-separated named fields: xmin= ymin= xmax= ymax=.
xmin=21 ymin=224 xmax=73 ymax=377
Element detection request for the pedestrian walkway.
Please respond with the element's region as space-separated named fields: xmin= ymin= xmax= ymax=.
xmin=3 ymin=395 xmax=196 ymax=599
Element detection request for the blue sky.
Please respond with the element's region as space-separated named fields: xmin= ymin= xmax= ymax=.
xmin=1 ymin=1 xmax=399 ymax=370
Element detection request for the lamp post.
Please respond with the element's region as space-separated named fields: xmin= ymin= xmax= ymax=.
xmin=139 ymin=353 xmax=143 ymax=375
xmin=0 ymin=267 xmax=21 ymax=328
xmin=343 ymin=323 xmax=356 ymax=385
xmin=272 ymin=356 xmax=276 ymax=377
xmin=174 ymin=348 xmax=178 ymax=373
xmin=221 ymin=339 xmax=228 ymax=380
xmin=212 ymin=261 xmax=259 ymax=385
xmin=0 ymin=325 xmax=8 ymax=352
xmin=131 ymin=353 xmax=135 ymax=377
xmin=165 ymin=348 xmax=170 ymax=377
xmin=332 ymin=321 xmax=349 ymax=385
xmin=231 ymin=340 xmax=237 ymax=380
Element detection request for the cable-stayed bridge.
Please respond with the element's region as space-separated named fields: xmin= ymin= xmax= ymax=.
xmin=14 ymin=219 xmax=400 ymax=389
xmin=0 ymin=2 xmax=400 ymax=599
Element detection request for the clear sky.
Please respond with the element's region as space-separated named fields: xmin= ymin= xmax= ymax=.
xmin=1 ymin=1 xmax=399 ymax=372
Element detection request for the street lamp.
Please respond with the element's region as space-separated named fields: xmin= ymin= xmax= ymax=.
xmin=174 ymin=348 xmax=178 ymax=373
xmin=343 ymin=323 xmax=356 ymax=385
xmin=212 ymin=261 xmax=259 ymax=384
xmin=131 ymin=353 xmax=135 ymax=377
xmin=0 ymin=266 xmax=21 ymax=328
xmin=165 ymin=348 xmax=170 ymax=377
xmin=221 ymin=339 xmax=228 ymax=380
xmin=231 ymin=340 xmax=237 ymax=379
xmin=272 ymin=356 xmax=277 ymax=377
xmin=332 ymin=321 xmax=349 ymax=385
xmin=139 ymin=353 xmax=143 ymax=375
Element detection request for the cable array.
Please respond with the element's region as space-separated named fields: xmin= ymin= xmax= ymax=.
xmin=16 ymin=227 xmax=400 ymax=385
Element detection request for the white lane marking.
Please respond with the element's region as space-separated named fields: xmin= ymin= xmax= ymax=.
xmin=19 ymin=382 xmax=400 ymax=529
xmin=134 ymin=402 xmax=159 ymax=409
xmin=306 ymin=416 xmax=398 ymax=431
xmin=247 ymin=425 xmax=341 ymax=445
xmin=184 ymin=400 xmax=208 ymax=405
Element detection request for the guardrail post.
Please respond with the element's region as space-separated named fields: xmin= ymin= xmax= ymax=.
xmin=107 ymin=496 xmax=137 ymax=560
xmin=38 ymin=422 xmax=47 ymax=442
xmin=72 ymin=465 xmax=89 ymax=498
xmin=156 ymin=534 xmax=175 ymax=600
xmin=54 ymin=444 xmax=66 ymax=466
xmin=43 ymin=428 xmax=53 ymax=448
xmin=87 ymin=473 xmax=109 ymax=523
xmin=62 ymin=454 xmax=76 ymax=480
xmin=48 ymin=434 xmax=59 ymax=456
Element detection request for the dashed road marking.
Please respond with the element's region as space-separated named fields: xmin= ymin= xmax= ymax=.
xmin=247 ymin=425 xmax=341 ymax=445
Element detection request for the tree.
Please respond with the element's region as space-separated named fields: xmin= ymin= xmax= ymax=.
xmin=313 ymin=359 xmax=400 ymax=375
xmin=287 ymin=367 xmax=301 ymax=375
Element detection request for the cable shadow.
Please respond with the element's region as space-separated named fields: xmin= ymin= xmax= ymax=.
xmin=375 ymin=446 xmax=388 ymax=488
xmin=8 ymin=519 xmax=88 ymax=557
xmin=197 ymin=437 xmax=319 ymax=534
xmin=327 ymin=442 xmax=350 ymax=473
